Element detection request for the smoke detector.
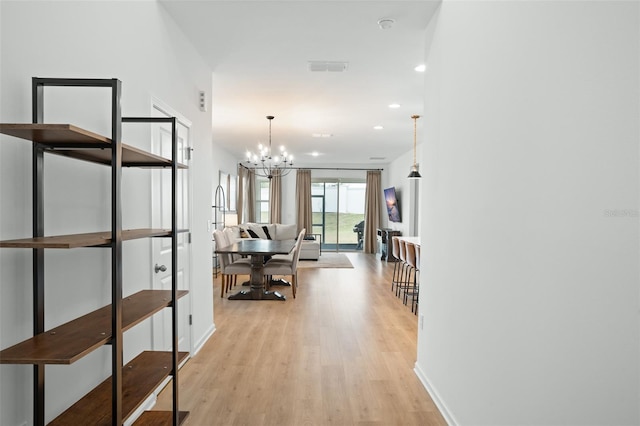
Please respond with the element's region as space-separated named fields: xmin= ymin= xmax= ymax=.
xmin=378 ymin=18 xmax=395 ymax=30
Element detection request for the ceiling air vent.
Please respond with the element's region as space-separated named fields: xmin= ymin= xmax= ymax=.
xmin=369 ymin=157 xmax=386 ymax=161
xmin=308 ymin=61 xmax=349 ymax=72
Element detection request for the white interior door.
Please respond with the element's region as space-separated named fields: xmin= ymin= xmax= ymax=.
xmin=151 ymin=102 xmax=192 ymax=354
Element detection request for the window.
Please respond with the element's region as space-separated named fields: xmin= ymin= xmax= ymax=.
xmin=255 ymin=177 xmax=270 ymax=223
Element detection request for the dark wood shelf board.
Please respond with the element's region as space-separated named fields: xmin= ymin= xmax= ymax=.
xmin=48 ymin=351 xmax=189 ymax=426
xmin=0 ymin=124 xmax=187 ymax=169
xmin=0 ymin=228 xmax=172 ymax=249
xmin=0 ymin=290 xmax=188 ymax=364
xmin=133 ymin=411 xmax=190 ymax=426
xmin=0 ymin=123 xmax=111 ymax=144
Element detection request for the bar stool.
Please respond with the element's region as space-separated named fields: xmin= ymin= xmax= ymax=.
xmin=396 ymin=239 xmax=413 ymax=299
xmin=402 ymin=242 xmax=418 ymax=308
xmin=390 ymin=237 xmax=402 ymax=292
xmin=413 ymin=245 xmax=420 ymax=313
xmin=406 ymin=244 xmax=420 ymax=314
xmin=395 ymin=239 xmax=406 ymax=297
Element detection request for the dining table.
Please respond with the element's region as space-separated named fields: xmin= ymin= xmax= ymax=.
xmin=216 ymin=238 xmax=295 ymax=301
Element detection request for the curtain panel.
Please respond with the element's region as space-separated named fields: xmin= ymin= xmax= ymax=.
xmin=363 ymin=170 xmax=381 ymax=253
xmin=296 ymin=169 xmax=312 ymax=234
xmin=236 ymin=164 xmax=245 ymax=224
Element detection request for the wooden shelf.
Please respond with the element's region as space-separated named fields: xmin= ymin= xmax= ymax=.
xmin=133 ymin=411 xmax=190 ymax=426
xmin=0 ymin=228 xmax=172 ymax=249
xmin=0 ymin=124 xmax=187 ymax=168
xmin=0 ymin=290 xmax=188 ymax=364
xmin=48 ymin=351 xmax=189 ymax=426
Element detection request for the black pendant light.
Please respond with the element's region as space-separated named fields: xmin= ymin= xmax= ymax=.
xmin=408 ymin=114 xmax=421 ymax=179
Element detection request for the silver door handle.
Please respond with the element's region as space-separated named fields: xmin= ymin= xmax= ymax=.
xmin=154 ymin=264 xmax=167 ymax=273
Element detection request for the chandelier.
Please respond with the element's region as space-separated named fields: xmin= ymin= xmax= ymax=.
xmin=244 ymin=115 xmax=294 ymax=179
xmin=408 ymin=114 xmax=422 ymax=179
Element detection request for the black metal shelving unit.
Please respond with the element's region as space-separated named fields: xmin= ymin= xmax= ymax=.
xmin=0 ymin=77 xmax=187 ymax=425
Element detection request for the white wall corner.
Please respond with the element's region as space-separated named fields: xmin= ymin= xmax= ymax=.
xmin=192 ymin=323 xmax=216 ymax=357
xmin=414 ymin=362 xmax=457 ymax=426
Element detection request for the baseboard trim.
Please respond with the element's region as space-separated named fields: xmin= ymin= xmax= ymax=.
xmin=192 ymin=323 xmax=216 ymax=357
xmin=414 ymin=362 xmax=458 ymax=426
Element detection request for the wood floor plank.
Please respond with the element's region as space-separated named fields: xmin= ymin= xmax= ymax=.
xmin=153 ymin=253 xmax=445 ymax=425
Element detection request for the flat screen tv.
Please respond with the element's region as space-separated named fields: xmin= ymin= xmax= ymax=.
xmin=384 ymin=187 xmax=401 ymax=223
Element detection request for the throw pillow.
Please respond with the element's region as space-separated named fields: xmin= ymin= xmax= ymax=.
xmin=261 ymin=225 xmax=272 ymax=240
xmin=275 ymin=223 xmax=297 ymax=240
xmin=248 ymin=224 xmax=268 ymax=239
xmin=246 ymin=228 xmax=260 ymax=238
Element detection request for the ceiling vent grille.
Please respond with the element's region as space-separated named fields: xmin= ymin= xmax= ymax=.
xmin=369 ymin=156 xmax=386 ymax=161
xmin=308 ymin=61 xmax=349 ymax=72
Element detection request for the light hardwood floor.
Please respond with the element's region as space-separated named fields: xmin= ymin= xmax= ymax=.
xmin=155 ymin=253 xmax=446 ymax=425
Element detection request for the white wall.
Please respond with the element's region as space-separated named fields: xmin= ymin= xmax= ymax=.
xmin=385 ymin=148 xmax=421 ymax=236
xmin=211 ymin=144 xmax=240 ymax=217
xmin=0 ymin=2 xmax=214 ymax=425
xmin=416 ymin=1 xmax=639 ymax=425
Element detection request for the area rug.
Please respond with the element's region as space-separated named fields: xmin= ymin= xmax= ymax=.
xmin=298 ymin=253 xmax=354 ymax=269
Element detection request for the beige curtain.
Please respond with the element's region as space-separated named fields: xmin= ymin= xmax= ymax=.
xmin=269 ymin=170 xmax=282 ymax=224
xmin=245 ymin=168 xmax=256 ymax=223
xmin=363 ymin=170 xmax=381 ymax=253
xmin=296 ymin=169 xmax=312 ymax=234
xmin=236 ymin=164 xmax=245 ymax=224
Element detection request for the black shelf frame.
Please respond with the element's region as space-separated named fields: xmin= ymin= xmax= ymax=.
xmin=31 ymin=78 xmax=124 ymax=425
xmin=122 ymin=116 xmax=180 ymax=426
xmin=27 ymin=78 xmax=181 ymax=425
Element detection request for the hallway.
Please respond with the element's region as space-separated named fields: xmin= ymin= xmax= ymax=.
xmin=155 ymin=253 xmax=445 ymax=425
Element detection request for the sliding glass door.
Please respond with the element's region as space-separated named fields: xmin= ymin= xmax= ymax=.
xmin=311 ymin=179 xmax=365 ymax=252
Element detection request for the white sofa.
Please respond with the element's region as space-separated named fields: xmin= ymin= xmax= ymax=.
xmin=228 ymin=223 xmax=321 ymax=260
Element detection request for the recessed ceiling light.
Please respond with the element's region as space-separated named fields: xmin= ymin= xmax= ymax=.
xmin=373 ymin=125 xmax=384 ymax=130
xmin=312 ymin=133 xmax=333 ymax=138
xmin=388 ymin=103 xmax=401 ymax=109
xmin=311 ymin=151 xmax=319 ymax=157
xmin=414 ymin=64 xmax=427 ymax=72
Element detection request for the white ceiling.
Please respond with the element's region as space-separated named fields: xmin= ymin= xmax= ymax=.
xmin=160 ymin=0 xmax=440 ymax=166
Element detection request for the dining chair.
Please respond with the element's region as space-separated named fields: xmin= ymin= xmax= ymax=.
xmin=222 ymin=227 xmax=243 ymax=262
xmin=213 ymin=229 xmax=251 ymax=297
xmin=263 ymin=229 xmax=305 ymax=298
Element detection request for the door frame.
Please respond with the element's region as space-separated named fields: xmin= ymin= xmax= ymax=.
xmin=312 ymin=178 xmax=365 ymax=252
xmin=150 ymin=97 xmax=193 ymax=354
